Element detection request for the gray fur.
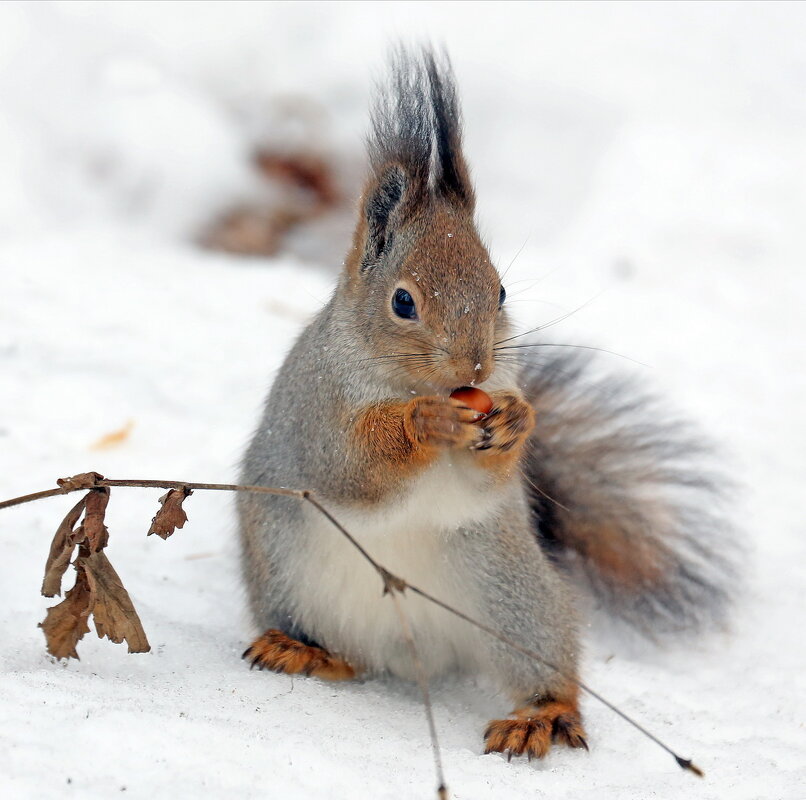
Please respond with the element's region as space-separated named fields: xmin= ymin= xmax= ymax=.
xmin=521 ymin=350 xmax=741 ymax=636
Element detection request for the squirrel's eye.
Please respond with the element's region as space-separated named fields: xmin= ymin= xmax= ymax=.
xmin=498 ymin=284 xmax=506 ymax=308
xmin=392 ymin=288 xmax=417 ymax=320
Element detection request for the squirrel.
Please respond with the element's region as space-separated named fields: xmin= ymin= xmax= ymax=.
xmin=237 ymin=47 xmax=738 ymax=760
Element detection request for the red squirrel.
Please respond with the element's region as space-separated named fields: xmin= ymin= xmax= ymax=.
xmin=237 ymin=47 xmax=737 ymax=759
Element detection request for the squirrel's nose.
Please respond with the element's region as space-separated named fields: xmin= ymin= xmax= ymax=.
xmin=451 ymin=355 xmax=493 ymax=387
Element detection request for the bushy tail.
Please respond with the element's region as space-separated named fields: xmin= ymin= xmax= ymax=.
xmin=521 ymin=351 xmax=741 ymax=636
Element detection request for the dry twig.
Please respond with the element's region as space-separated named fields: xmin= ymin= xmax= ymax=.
xmin=1 ymin=472 xmax=704 ymax=784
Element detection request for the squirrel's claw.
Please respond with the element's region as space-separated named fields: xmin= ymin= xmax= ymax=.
xmin=469 ymin=427 xmax=494 ymax=450
xmin=469 ymin=393 xmax=534 ymax=458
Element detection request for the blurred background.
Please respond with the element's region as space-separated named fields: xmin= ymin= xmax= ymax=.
xmin=1 ymin=3 xmax=805 ymax=798
xmin=2 ymin=0 xmax=804 ymax=528
xmin=3 ymin=1 xmax=804 ymax=265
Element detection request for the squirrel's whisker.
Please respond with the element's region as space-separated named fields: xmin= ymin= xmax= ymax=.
xmin=494 ymin=343 xmax=648 ymax=368
xmin=494 ymin=291 xmax=606 ymax=347
xmin=519 ymin=471 xmax=571 ymax=513
xmin=499 ymin=235 xmax=530 ymax=281
xmin=360 ymin=352 xmax=438 ymax=363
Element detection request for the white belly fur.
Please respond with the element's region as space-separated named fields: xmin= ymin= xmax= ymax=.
xmin=288 ymin=452 xmax=506 ymax=680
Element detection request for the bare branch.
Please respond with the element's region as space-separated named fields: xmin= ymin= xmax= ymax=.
xmin=3 ymin=472 xmax=702 ymax=776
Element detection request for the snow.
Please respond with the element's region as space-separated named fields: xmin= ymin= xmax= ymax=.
xmin=1 ymin=2 xmax=805 ymax=798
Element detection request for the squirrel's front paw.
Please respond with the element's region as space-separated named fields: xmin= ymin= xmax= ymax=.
xmin=404 ymin=396 xmax=486 ymax=449
xmin=471 ymin=393 xmax=535 ymax=456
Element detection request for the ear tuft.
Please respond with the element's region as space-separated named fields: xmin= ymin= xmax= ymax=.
xmin=422 ymin=50 xmax=472 ymax=206
xmin=367 ymin=46 xmax=474 ymax=211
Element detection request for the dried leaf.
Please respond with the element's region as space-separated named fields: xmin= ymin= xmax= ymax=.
xmin=83 ymin=551 xmax=150 ymax=654
xmin=148 ymin=487 xmax=192 ymax=539
xmin=39 ymin=566 xmax=95 ymax=660
xmin=82 ymin=488 xmax=110 ymax=552
xmin=57 ymin=472 xmax=104 ymax=491
xmin=38 ymin=481 xmax=150 ymax=660
xmin=41 ymin=495 xmax=87 ymax=597
xmin=90 ymin=420 xmax=134 ymax=450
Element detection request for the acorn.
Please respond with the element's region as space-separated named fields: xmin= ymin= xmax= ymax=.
xmin=450 ymin=386 xmax=493 ymax=416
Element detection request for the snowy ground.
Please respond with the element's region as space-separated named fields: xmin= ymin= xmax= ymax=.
xmin=1 ymin=2 xmax=805 ymax=799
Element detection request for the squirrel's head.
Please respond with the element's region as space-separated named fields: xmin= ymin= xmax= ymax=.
xmin=342 ymin=48 xmax=510 ymax=394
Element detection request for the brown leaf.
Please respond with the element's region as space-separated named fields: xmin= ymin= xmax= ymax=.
xmin=82 ymin=488 xmax=110 ymax=552
xmin=41 ymin=495 xmax=88 ymax=597
xmin=39 ymin=566 xmax=95 ymax=660
xmin=57 ymin=472 xmax=104 ymax=491
xmin=83 ymin=551 xmax=150 ymax=654
xmin=148 ymin=487 xmax=192 ymax=539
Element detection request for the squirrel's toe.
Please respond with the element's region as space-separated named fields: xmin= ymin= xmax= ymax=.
xmin=484 ymin=717 xmax=552 ymax=760
xmin=485 ymin=699 xmax=588 ymax=760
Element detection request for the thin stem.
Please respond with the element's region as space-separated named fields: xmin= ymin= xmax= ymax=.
xmin=0 ymin=479 xmax=304 ymax=512
xmin=388 ymin=588 xmax=448 ymax=798
xmin=404 ymin=583 xmax=701 ymax=775
xmin=1 ymin=473 xmax=702 ymax=776
xmin=0 ymin=487 xmax=70 ymax=510
xmin=301 ymin=492 xmax=386 ymax=576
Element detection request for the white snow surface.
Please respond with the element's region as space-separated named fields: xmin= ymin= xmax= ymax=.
xmin=1 ymin=2 xmax=805 ymax=798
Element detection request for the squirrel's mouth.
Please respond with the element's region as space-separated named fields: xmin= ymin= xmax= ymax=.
xmin=427 ymin=362 xmax=492 ymax=392
xmin=393 ymin=358 xmax=493 ymax=395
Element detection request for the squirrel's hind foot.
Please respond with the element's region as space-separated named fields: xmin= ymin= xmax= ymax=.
xmin=243 ymin=629 xmax=356 ymax=681
xmin=484 ymin=699 xmax=587 ymax=761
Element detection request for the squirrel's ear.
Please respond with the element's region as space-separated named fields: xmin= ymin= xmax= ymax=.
xmin=423 ymin=51 xmax=474 ymax=210
xmin=358 ymin=165 xmax=407 ymax=271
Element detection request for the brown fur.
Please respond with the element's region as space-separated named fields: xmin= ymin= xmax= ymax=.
xmin=349 ymin=391 xmax=535 ymax=505
xmin=345 ymin=200 xmax=504 ymax=392
xmin=243 ymin=629 xmax=357 ymax=681
xmin=348 ymin=396 xmax=501 ymax=504
xmin=561 ymin=520 xmax=666 ymax=589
